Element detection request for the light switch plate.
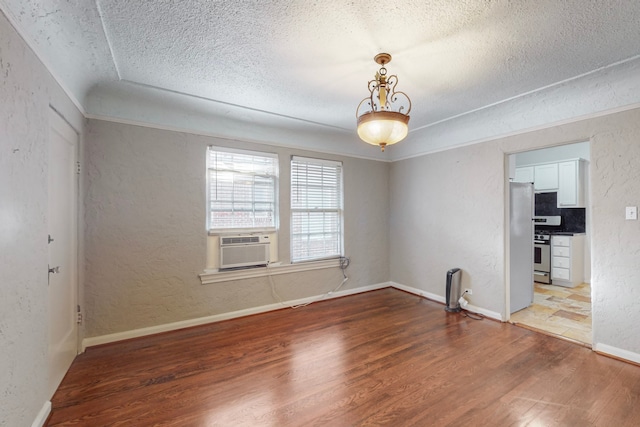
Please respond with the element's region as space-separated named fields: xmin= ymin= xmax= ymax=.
xmin=626 ymin=206 xmax=637 ymax=220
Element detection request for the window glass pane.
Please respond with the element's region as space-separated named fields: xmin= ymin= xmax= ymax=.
xmin=207 ymin=147 xmax=278 ymax=230
xmin=291 ymin=157 xmax=343 ymax=262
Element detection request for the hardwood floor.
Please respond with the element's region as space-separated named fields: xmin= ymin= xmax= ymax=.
xmin=48 ymin=288 xmax=640 ymax=426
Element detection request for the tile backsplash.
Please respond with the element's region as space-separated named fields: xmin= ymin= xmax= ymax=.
xmin=535 ymin=192 xmax=586 ymax=233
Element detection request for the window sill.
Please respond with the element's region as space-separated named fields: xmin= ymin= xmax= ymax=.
xmin=199 ymin=259 xmax=341 ymax=285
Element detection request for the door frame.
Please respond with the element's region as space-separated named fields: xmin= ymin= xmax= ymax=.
xmin=504 ymin=142 xmax=592 ymax=339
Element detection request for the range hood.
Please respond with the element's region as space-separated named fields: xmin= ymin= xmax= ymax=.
xmin=533 ymin=216 xmax=561 ymax=226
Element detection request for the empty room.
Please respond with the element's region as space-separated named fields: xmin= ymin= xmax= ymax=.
xmin=2 ymin=1 xmax=640 ymax=426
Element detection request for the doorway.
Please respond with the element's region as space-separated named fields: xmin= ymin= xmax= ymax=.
xmin=47 ymin=109 xmax=79 ymax=398
xmin=507 ymin=141 xmax=592 ymax=346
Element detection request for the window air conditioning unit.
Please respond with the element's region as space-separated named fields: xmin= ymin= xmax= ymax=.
xmin=219 ymin=235 xmax=270 ymax=270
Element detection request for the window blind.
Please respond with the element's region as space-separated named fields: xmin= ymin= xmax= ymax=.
xmin=207 ymin=147 xmax=278 ymax=230
xmin=291 ymin=156 xmax=343 ymax=262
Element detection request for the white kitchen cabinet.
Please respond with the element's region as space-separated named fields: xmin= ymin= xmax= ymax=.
xmin=557 ymin=159 xmax=586 ymax=208
xmin=514 ymin=166 xmax=534 ymax=183
xmin=551 ymin=234 xmax=585 ymax=287
xmin=534 ymin=163 xmax=559 ymax=191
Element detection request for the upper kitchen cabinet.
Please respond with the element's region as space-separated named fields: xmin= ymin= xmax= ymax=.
xmin=558 ymin=159 xmax=587 ymax=208
xmin=515 ymin=158 xmax=587 ymax=208
xmin=513 ymin=164 xmax=558 ymax=190
xmin=513 ymin=163 xmax=558 ymax=190
xmin=514 ymin=166 xmax=534 ymax=183
xmin=533 ymin=163 xmax=559 ymax=191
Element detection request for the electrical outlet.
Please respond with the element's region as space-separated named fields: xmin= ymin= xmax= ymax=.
xmin=626 ymin=206 xmax=637 ymax=220
xmin=463 ymin=288 xmax=472 ymax=295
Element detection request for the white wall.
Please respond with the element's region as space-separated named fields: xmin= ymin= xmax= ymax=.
xmin=84 ymin=119 xmax=390 ymax=337
xmin=390 ymin=107 xmax=640 ymax=358
xmin=0 ymin=12 xmax=84 ymax=427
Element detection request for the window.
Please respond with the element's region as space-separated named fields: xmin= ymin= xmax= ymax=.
xmin=291 ymin=156 xmax=343 ymax=262
xmin=207 ymin=147 xmax=278 ymax=231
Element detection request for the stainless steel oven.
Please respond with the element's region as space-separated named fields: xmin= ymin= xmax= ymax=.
xmin=534 ymin=236 xmax=551 ymax=283
xmin=533 ymin=216 xmax=560 ymax=284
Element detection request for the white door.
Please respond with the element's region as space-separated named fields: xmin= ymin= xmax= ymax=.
xmin=48 ymin=110 xmax=79 ymax=398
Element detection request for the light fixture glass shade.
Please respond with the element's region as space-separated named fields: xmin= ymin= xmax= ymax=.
xmin=357 ymin=111 xmax=409 ymax=151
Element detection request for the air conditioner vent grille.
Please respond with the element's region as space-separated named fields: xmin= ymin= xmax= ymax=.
xmin=221 ymin=236 xmax=260 ymax=245
xmin=219 ymin=234 xmax=270 ymax=269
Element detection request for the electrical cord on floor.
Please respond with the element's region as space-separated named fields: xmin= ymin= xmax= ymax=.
xmin=461 ymin=309 xmax=485 ymax=320
xmin=268 ymin=256 xmax=350 ymax=309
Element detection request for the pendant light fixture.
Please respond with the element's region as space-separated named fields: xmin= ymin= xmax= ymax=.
xmin=356 ymin=53 xmax=412 ymax=152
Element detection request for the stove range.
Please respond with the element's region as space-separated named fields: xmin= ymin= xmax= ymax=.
xmin=534 ymin=231 xmax=551 ymax=243
xmin=533 ymin=217 xmax=560 ymax=284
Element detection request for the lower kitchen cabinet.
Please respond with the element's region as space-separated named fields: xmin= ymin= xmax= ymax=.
xmin=551 ymin=234 xmax=585 ymax=287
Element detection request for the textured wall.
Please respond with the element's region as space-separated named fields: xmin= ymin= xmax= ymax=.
xmin=590 ymin=119 xmax=640 ymax=353
xmin=0 ymin=12 xmax=84 ymax=427
xmin=389 ymin=143 xmax=506 ymax=313
xmin=390 ymin=106 xmax=640 ymax=354
xmin=84 ymin=120 xmax=389 ymax=337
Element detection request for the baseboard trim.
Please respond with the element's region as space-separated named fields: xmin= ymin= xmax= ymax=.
xmin=82 ymin=282 xmax=391 ymax=349
xmin=389 ymin=281 xmax=503 ymax=321
xmin=31 ymin=401 xmax=51 ymax=427
xmin=463 ymin=304 xmax=503 ymax=321
xmin=593 ymin=343 xmax=640 ymax=365
xmin=390 ymin=281 xmax=445 ymax=304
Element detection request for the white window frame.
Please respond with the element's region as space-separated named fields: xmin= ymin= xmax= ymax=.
xmin=290 ymin=156 xmax=344 ymax=263
xmin=206 ymin=146 xmax=279 ymax=233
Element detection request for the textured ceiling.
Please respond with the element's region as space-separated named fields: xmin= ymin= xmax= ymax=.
xmin=2 ymin=0 xmax=640 ymax=159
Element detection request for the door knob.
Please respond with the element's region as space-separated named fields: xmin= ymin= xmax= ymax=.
xmin=48 ymin=266 xmax=60 ymax=274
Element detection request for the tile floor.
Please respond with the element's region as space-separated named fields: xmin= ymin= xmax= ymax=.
xmin=510 ymin=282 xmax=592 ymax=346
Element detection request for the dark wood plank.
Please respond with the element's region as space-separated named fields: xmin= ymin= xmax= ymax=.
xmin=47 ymin=288 xmax=640 ymax=426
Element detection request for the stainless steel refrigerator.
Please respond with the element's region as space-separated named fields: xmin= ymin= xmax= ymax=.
xmin=510 ymin=182 xmax=534 ymax=313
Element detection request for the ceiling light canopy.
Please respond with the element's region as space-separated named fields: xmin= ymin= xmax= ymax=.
xmin=356 ymin=53 xmax=412 ymax=152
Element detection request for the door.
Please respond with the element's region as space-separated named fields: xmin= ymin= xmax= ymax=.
xmin=509 ymin=182 xmax=534 ymax=314
xmin=48 ymin=110 xmax=79 ymax=398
